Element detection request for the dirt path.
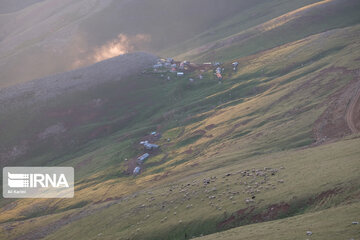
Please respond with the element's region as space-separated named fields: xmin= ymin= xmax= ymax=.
xmin=312 ymin=68 xmax=360 ymax=143
xmin=346 ymin=84 xmax=360 ymax=133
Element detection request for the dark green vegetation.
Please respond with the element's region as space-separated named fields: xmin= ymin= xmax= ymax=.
xmin=1 ymin=0 xmax=360 ymax=239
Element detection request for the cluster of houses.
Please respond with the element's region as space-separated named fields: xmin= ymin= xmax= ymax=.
xmin=153 ymin=58 xmax=188 ymax=77
xmin=133 ymin=132 xmax=160 ymax=175
xmin=135 ymin=59 xmax=243 ymax=175
xmin=153 ymin=57 xmax=240 ymax=84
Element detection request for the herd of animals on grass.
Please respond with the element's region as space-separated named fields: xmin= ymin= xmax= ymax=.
xmin=115 ymin=56 xmax=360 ymax=239
xmin=122 ymin=164 xmax=288 ymax=238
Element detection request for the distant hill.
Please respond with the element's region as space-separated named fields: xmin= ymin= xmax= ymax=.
xmin=0 ymin=0 xmax=322 ymax=87
xmin=175 ymin=0 xmax=360 ymax=62
xmin=0 ymin=52 xmax=157 ymax=111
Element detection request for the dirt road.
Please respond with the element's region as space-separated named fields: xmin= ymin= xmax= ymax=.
xmin=346 ymin=82 xmax=360 ymax=134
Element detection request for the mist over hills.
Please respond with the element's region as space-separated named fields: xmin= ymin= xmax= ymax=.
xmin=0 ymin=0 xmax=322 ymax=87
xmin=0 ymin=0 xmax=44 ymax=14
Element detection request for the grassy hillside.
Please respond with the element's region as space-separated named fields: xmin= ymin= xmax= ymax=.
xmin=176 ymin=0 xmax=360 ymax=62
xmin=196 ymin=202 xmax=360 ymax=240
xmin=1 ymin=15 xmax=360 ymax=239
xmin=23 ymin=137 xmax=360 ymax=240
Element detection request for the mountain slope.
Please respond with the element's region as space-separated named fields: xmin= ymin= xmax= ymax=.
xmin=176 ymin=0 xmax=360 ymax=62
xmin=0 ymin=52 xmax=157 ymax=168
xmin=1 ymin=1 xmax=360 ymax=240
xmin=195 ymin=202 xmax=360 ymax=240
xmin=1 ymin=21 xmax=360 ymax=240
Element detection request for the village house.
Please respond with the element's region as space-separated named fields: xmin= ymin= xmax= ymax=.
xmin=232 ymin=62 xmax=239 ymax=71
xmin=133 ymin=166 xmax=141 ymax=175
xmin=137 ymin=153 xmax=150 ymax=164
xmin=144 ymin=142 xmax=159 ymax=150
xmin=140 ymin=140 xmax=159 ymax=150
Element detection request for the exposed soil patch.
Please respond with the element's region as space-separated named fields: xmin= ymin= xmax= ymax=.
xmin=251 ymin=203 xmax=290 ymax=223
xmin=205 ymin=124 xmax=216 ymax=130
xmin=184 ymin=147 xmax=194 ymax=155
xmin=126 ymin=157 xmax=138 ymax=175
xmin=346 ymin=82 xmax=360 ymax=133
xmin=191 ymin=129 xmax=206 ymax=136
xmin=218 ymin=186 xmax=344 ymax=231
xmin=217 ymin=202 xmax=290 ymax=229
xmin=307 ymin=187 xmax=342 ymax=206
xmin=313 ymin=68 xmax=360 ymax=143
xmin=153 ymin=171 xmax=170 ymax=181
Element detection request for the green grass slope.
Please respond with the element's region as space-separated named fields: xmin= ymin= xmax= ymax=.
xmin=177 ymin=0 xmax=360 ymax=62
xmin=28 ymin=137 xmax=359 ymax=240
xmin=1 ymin=18 xmax=359 ymax=239
xmin=196 ymin=202 xmax=360 ymax=240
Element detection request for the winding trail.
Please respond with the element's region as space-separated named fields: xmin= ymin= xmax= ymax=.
xmin=346 ymin=83 xmax=360 ymax=134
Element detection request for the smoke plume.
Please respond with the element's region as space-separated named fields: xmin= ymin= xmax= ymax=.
xmin=73 ymin=34 xmax=151 ymax=68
